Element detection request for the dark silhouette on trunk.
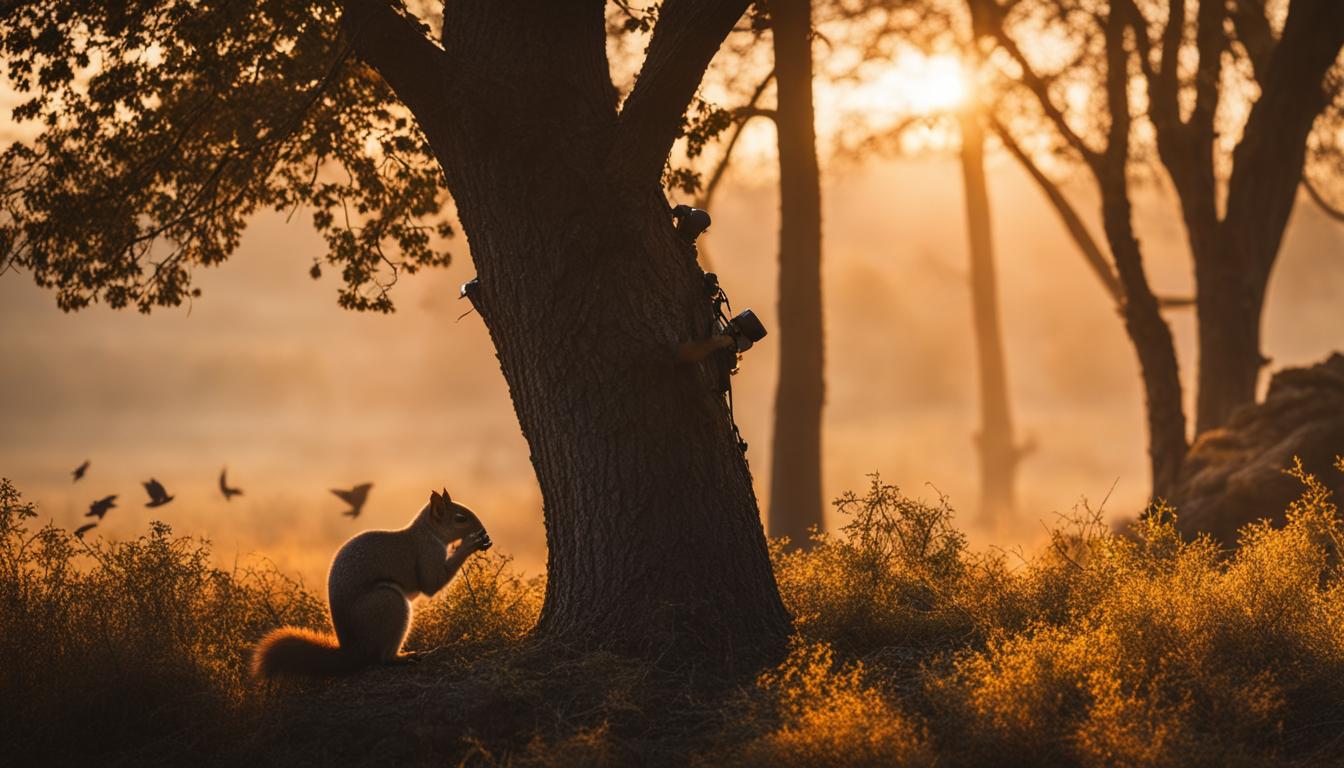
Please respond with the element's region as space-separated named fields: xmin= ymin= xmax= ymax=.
xmin=768 ymin=0 xmax=826 ymax=547
xmin=956 ymin=104 xmax=1023 ymax=526
xmin=345 ymin=0 xmax=791 ymax=665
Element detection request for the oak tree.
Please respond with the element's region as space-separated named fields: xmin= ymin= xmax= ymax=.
xmin=0 ymin=0 xmax=792 ymax=665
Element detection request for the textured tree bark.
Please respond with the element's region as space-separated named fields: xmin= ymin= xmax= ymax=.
xmin=767 ymin=0 xmax=826 ymax=548
xmin=957 ymin=107 xmax=1021 ymax=527
xmin=346 ymin=1 xmax=791 ymax=666
xmin=1193 ymin=0 xmax=1344 ymax=433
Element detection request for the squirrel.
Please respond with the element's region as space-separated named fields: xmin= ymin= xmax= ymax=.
xmin=251 ymin=488 xmax=492 ymax=679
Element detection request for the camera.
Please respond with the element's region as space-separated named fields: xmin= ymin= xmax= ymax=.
xmin=702 ymin=271 xmax=766 ymax=352
xmin=671 ymin=204 xmax=712 ymax=242
xmin=723 ymin=308 xmax=767 ymax=352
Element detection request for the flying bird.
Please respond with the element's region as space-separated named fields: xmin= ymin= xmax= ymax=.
xmin=219 ymin=468 xmax=243 ymax=501
xmin=86 ymin=495 xmax=117 ymax=519
xmin=74 ymin=522 xmax=97 ymax=539
xmin=72 ymin=460 xmax=90 ymax=482
xmin=331 ymin=483 xmax=373 ymax=518
xmin=142 ymin=478 xmax=174 ymax=508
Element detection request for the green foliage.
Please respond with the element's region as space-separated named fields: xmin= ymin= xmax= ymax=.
xmin=663 ymin=95 xmax=734 ymax=195
xmin=0 ymin=0 xmax=452 ymax=313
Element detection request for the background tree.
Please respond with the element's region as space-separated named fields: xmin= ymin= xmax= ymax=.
xmin=956 ymin=78 xmax=1028 ymax=527
xmin=966 ymin=0 xmax=1344 ymax=498
xmin=0 ymin=0 xmax=792 ymax=665
xmin=664 ymin=0 xmax=828 ymax=548
xmin=767 ymin=0 xmax=826 ymax=548
xmin=800 ymin=0 xmax=1038 ymax=526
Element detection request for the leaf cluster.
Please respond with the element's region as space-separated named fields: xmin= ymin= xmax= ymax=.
xmin=0 ymin=0 xmax=453 ymax=313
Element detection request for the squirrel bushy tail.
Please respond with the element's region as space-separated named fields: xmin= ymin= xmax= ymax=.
xmin=251 ymin=627 xmax=361 ymax=679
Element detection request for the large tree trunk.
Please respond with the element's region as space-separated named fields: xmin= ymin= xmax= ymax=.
xmin=349 ymin=1 xmax=792 ymax=667
xmin=1192 ymin=0 xmax=1344 ymax=433
xmin=767 ymin=0 xmax=826 ymax=548
xmin=957 ymin=107 xmax=1021 ymax=527
xmin=1192 ymin=266 xmax=1265 ymax=435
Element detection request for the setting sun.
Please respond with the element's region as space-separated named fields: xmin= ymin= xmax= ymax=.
xmin=814 ymin=50 xmax=969 ymax=151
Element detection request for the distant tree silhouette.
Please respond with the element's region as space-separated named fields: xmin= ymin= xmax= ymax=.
xmin=956 ymin=87 xmax=1029 ymax=527
xmin=808 ymin=0 xmax=1037 ymax=526
xmin=0 ymin=0 xmax=791 ymax=665
xmin=768 ymin=0 xmax=827 ymax=548
xmin=964 ymin=0 xmax=1344 ymax=498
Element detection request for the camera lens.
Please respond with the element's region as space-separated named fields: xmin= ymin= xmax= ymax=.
xmin=673 ymin=206 xmax=712 ymax=241
xmin=730 ymin=309 xmax=767 ymax=343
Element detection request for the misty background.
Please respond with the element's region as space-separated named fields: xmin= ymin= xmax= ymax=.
xmin=3 ymin=148 xmax=1341 ymax=587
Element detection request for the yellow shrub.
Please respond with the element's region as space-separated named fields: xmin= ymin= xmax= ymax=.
xmin=738 ymin=641 xmax=934 ymax=767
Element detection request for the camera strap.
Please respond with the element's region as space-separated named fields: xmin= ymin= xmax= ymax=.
xmin=708 ymin=279 xmax=750 ymax=458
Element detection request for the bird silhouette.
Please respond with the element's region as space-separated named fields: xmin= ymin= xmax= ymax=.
xmin=143 ymin=478 xmax=174 ymax=508
xmin=86 ymin=495 xmax=117 ymax=519
xmin=74 ymin=522 xmax=97 ymax=539
xmin=331 ymin=483 xmax=373 ymax=518
xmin=219 ymin=468 xmax=243 ymax=501
xmin=72 ymin=460 xmax=90 ymax=482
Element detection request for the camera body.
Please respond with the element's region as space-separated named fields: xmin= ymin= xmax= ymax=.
xmin=671 ymin=205 xmax=712 ymax=241
xmin=721 ymin=308 xmax=767 ymax=353
xmin=701 ymin=272 xmax=766 ymax=393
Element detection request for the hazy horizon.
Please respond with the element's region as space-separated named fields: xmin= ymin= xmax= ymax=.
xmin=4 ymin=150 xmax=1342 ymax=586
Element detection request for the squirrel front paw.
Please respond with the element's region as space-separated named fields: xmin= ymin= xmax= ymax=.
xmin=469 ymin=530 xmax=493 ymax=552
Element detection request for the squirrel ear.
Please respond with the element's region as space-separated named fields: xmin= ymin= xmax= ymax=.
xmin=441 ymin=487 xmax=452 ymax=504
xmin=429 ymin=490 xmax=442 ymax=510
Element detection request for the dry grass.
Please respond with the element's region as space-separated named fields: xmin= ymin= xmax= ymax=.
xmin=3 ymin=458 xmax=1344 ymax=766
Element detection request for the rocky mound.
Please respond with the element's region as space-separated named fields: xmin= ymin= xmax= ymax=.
xmin=1172 ymin=353 xmax=1344 ymax=544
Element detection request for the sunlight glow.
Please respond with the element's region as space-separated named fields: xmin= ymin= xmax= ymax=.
xmin=815 ymin=51 xmax=969 ymax=155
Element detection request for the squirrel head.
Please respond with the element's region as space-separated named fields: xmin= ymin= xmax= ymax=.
xmin=425 ymin=488 xmax=485 ymax=543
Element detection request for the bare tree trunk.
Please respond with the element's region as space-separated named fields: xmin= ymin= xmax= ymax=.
xmin=349 ymin=0 xmax=792 ymax=666
xmin=1102 ymin=186 xmax=1189 ymax=499
xmin=1193 ymin=0 xmax=1344 ymax=433
xmin=957 ymin=107 xmax=1021 ymax=526
xmin=768 ymin=0 xmax=826 ymax=548
xmin=1098 ymin=10 xmax=1189 ymax=499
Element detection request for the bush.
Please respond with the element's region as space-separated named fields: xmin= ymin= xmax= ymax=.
xmin=405 ymin=549 xmax=544 ymax=662
xmin=922 ymin=458 xmax=1344 ymax=766
xmin=4 ymin=458 xmax=1344 ymax=766
xmin=771 ymin=475 xmax=978 ymax=656
xmin=736 ymin=640 xmax=934 ymax=767
xmin=0 ymin=478 xmax=325 ymax=761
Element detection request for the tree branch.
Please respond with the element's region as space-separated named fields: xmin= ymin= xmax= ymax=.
xmin=1230 ymin=0 xmax=1276 ymax=82
xmin=1189 ymin=0 xmax=1228 ymax=141
xmin=607 ymin=0 xmax=752 ymax=186
xmin=1223 ymin=0 xmax=1344 ymax=278
xmin=1304 ymin=174 xmax=1344 ymax=224
xmin=697 ymin=69 xmax=776 ymax=210
xmin=1156 ymin=0 xmax=1183 ymax=117
xmin=983 ymin=20 xmax=1102 ymax=172
xmin=991 ymin=116 xmax=1123 ymax=307
xmin=340 ymin=0 xmax=450 ymax=123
